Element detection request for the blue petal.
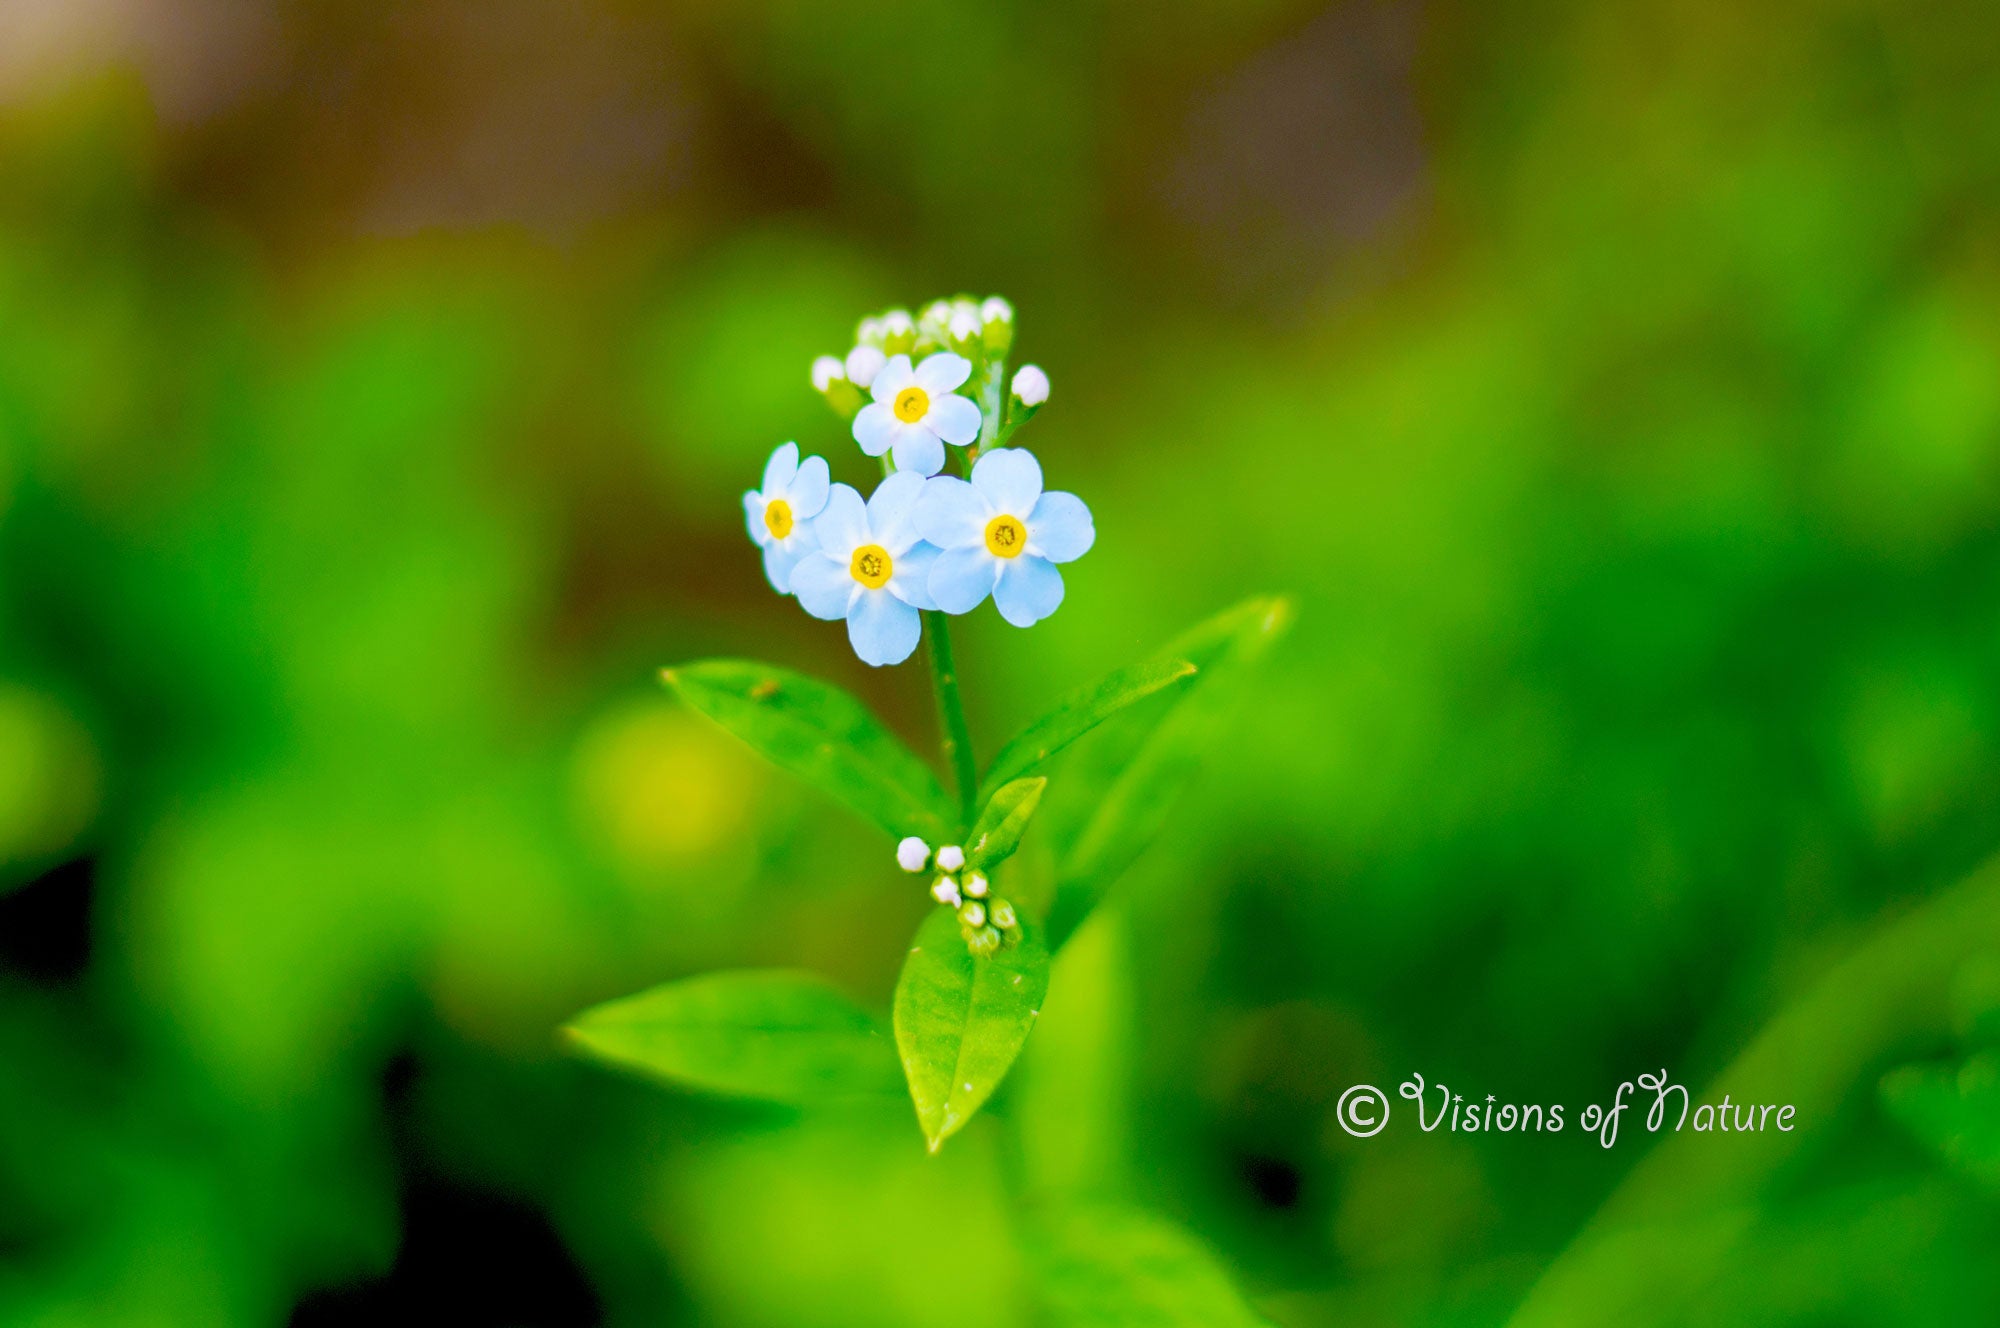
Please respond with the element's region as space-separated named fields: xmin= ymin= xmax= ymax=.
xmin=848 ymin=589 xmax=921 ymax=666
xmin=762 ymin=441 xmax=799 ymax=493
xmin=853 ymin=403 xmax=897 ymax=457
xmin=762 ymin=541 xmax=801 ymax=594
xmin=890 ymin=425 xmax=946 ymax=478
xmin=790 ymin=553 xmax=855 ymax=620
xmin=1027 ymin=491 xmax=1094 ymax=562
xmin=993 ymin=554 xmax=1064 ymax=627
xmin=972 ymin=447 xmax=1043 ymax=515
xmin=914 ymin=351 xmax=972 ymax=394
xmin=928 ymin=544 xmax=999 ymax=614
xmin=787 ymin=453 xmax=831 ymax=518
xmin=809 ymin=483 xmax=869 ymax=558
xmin=915 ymin=475 xmax=990 ymax=549
xmin=744 ymin=490 xmax=769 ymax=547
xmin=890 ymin=541 xmax=940 ymax=611
xmin=927 ymin=393 xmax=982 ymax=446
xmin=870 ymin=354 xmax=916 ymax=405
xmin=867 ymin=470 xmax=929 ymax=549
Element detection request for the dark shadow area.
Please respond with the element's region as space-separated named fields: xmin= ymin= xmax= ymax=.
xmin=0 ymin=857 xmax=96 ymax=984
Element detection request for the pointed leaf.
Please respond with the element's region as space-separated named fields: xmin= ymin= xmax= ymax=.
xmin=1046 ymin=596 xmax=1294 ymax=948
xmin=966 ymin=776 xmax=1046 ymax=872
xmin=982 ymin=655 xmax=1197 ymax=796
xmin=664 ymin=659 xmax=953 ymax=841
xmin=563 ymin=969 xmax=899 ymax=1104
xmin=1031 ymin=1202 xmax=1271 ymax=1326
xmin=893 ymin=906 xmax=1050 ymax=1151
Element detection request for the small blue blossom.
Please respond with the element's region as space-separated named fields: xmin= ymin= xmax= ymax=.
xmin=743 ymin=442 xmax=831 ymax=593
xmin=852 ymin=351 xmax=983 ymax=477
xmin=790 ymin=472 xmax=942 ymax=666
xmin=915 ymin=448 xmax=1093 ymax=627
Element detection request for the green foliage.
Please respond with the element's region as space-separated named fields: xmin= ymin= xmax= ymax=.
xmin=981 ymin=656 xmax=1196 ymax=795
xmin=965 ymin=775 xmax=1046 ymax=871
xmin=1046 ymin=595 xmax=1295 ymax=948
xmin=1881 ymin=1052 xmax=2000 ymax=1189
xmin=563 ymin=970 xmax=899 ymax=1104
xmin=1030 ymin=1202 xmax=1271 ymax=1326
xmin=892 ymin=906 xmax=1050 ymax=1151
xmin=663 ymin=660 xmax=955 ymax=842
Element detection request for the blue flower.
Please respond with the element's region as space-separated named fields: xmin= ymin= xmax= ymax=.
xmin=743 ymin=442 xmax=831 ymax=593
xmin=790 ymin=472 xmax=941 ymax=666
xmin=915 ymin=448 xmax=1093 ymax=627
xmin=852 ymin=352 xmax=983 ymax=477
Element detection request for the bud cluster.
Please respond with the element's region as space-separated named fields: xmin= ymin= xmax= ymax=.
xmin=813 ymin=294 xmax=1045 ymax=445
xmin=895 ymin=836 xmax=1025 ymax=955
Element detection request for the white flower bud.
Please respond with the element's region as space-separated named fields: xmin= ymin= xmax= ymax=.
xmin=990 ymin=899 xmax=1017 ymax=930
xmin=962 ymin=900 xmax=987 ymax=928
xmin=883 ymin=309 xmax=915 ymax=338
xmin=856 ymin=316 xmax=886 ymax=348
xmin=948 ymin=308 xmax=981 ymax=344
xmin=980 ymin=296 xmax=1012 ymax=325
xmin=1011 ymin=364 xmax=1049 ymax=407
xmin=846 ymin=344 xmax=887 ymax=388
xmin=896 ymin=836 xmax=931 ymax=872
xmin=936 ymin=844 xmax=965 ymax=872
xmin=963 ymin=871 xmax=988 ymax=898
xmin=812 ymin=355 xmax=846 ymax=393
xmin=920 ymin=300 xmax=952 ymax=329
xmin=951 ymin=296 xmax=980 ymax=321
xmin=931 ymin=875 xmax=962 ymax=907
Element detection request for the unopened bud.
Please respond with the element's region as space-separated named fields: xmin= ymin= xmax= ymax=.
xmin=1011 ymin=364 xmax=1049 ymax=408
xmin=882 ymin=309 xmax=916 ymax=354
xmin=980 ymin=296 xmax=1013 ymax=325
xmin=812 ymin=355 xmax=846 ymax=393
xmin=936 ymin=845 xmax=965 ymax=872
xmin=856 ymin=316 xmax=887 ymax=348
xmin=961 ymin=900 xmax=987 ymax=928
xmin=967 ymin=925 xmax=1003 ymax=956
xmin=990 ymin=899 xmax=1017 ymax=930
xmin=896 ymin=836 xmax=931 ymax=873
xmin=846 ymin=344 xmax=887 ymax=389
xmin=948 ymin=308 xmax=981 ymax=346
xmin=962 ymin=871 xmax=988 ymax=899
xmin=932 ymin=875 xmax=962 ymax=907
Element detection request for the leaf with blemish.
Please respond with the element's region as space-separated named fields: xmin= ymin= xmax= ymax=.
xmin=893 ymin=906 xmax=1050 ymax=1151
xmin=965 ymin=776 xmax=1046 ymax=871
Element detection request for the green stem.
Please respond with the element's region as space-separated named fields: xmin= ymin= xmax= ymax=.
xmin=925 ymin=610 xmax=979 ymax=823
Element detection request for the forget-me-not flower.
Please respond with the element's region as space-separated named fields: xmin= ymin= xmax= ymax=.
xmin=916 ymin=448 xmax=1093 ymax=628
xmin=852 ymin=351 xmax=982 ymax=477
xmin=743 ymin=442 xmax=830 ymax=593
xmin=790 ymin=472 xmax=941 ymax=666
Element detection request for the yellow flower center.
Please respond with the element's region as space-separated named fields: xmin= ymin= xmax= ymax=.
xmin=893 ymin=385 xmax=930 ymax=423
xmin=850 ymin=543 xmax=893 ymax=588
xmin=763 ymin=498 xmax=794 ymax=540
xmin=984 ymin=514 xmax=1026 ymax=559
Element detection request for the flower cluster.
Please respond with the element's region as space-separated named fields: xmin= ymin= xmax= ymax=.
xmin=746 ymin=295 xmax=1091 ymax=666
xmin=897 ymin=836 xmax=1022 ymax=956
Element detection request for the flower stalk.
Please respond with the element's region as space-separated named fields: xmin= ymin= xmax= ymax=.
xmin=924 ymin=609 xmax=978 ymax=822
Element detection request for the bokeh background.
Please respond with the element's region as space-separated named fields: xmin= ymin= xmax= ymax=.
xmin=3 ymin=0 xmax=2000 ymax=1323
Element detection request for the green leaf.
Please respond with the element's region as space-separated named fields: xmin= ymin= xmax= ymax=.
xmin=981 ymin=654 xmax=1197 ymax=796
xmin=966 ymin=776 xmax=1046 ymax=871
xmin=892 ymin=906 xmax=1050 ymax=1151
xmin=663 ymin=659 xmax=954 ymax=842
xmin=1881 ymin=1051 xmax=2000 ymax=1188
xmin=1046 ymin=596 xmax=1294 ymax=948
xmin=562 ymin=969 xmax=899 ymax=1104
xmin=1031 ymin=1202 xmax=1271 ymax=1326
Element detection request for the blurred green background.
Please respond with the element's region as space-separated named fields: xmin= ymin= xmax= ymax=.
xmin=3 ymin=0 xmax=2000 ymax=1323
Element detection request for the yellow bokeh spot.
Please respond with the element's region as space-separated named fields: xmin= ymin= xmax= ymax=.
xmin=984 ymin=514 xmax=1026 ymax=558
xmin=893 ymin=386 xmax=929 ymax=423
xmin=571 ymin=699 xmax=758 ymax=868
xmin=850 ymin=543 xmax=894 ymax=588
xmin=764 ymin=498 xmax=794 ymax=540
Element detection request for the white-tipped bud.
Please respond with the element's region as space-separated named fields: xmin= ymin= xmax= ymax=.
xmin=962 ymin=900 xmax=987 ymax=928
xmin=980 ymin=296 xmax=1013 ymax=326
xmin=920 ymin=299 xmax=952 ymax=329
xmin=856 ymin=316 xmax=887 ymax=348
xmin=948 ymin=308 xmax=981 ymax=344
xmin=932 ymin=875 xmax=962 ymax=907
xmin=1011 ymin=364 xmax=1049 ymax=407
xmin=951 ymin=296 xmax=980 ymax=321
xmin=897 ymin=836 xmax=931 ymax=873
xmin=846 ymin=344 xmax=887 ymax=388
xmin=990 ymin=899 xmax=1017 ymax=930
xmin=968 ymin=925 xmax=1002 ymax=956
xmin=936 ymin=844 xmax=965 ymax=873
xmin=812 ymin=355 xmax=846 ymax=393
xmin=883 ymin=309 xmax=915 ymax=338
xmin=963 ymin=871 xmax=988 ymax=898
